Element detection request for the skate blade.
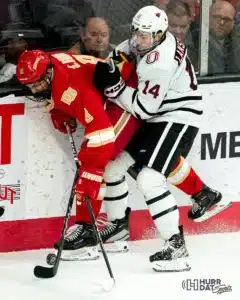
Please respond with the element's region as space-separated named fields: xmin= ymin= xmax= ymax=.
xmin=194 ymin=201 xmax=232 ymax=222
xmin=60 ymin=246 xmax=100 ymax=261
xmin=98 ymin=241 xmax=129 ymax=253
xmin=151 ymin=257 xmax=191 ymax=272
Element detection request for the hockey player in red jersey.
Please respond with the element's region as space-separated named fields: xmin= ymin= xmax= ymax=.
xmin=16 ymin=49 xmax=141 ymax=260
xmin=16 ymin=50 xmax=117 ymax=257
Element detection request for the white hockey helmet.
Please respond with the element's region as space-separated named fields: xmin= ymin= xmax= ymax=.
xmin=130 ymin=6 xmax=168 ymax=55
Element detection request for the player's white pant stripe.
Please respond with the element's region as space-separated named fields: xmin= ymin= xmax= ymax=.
xmin=148 ymin=122 xmax=172 ymax=168
xmin=161 ymin=124 xmax=189 ymax=174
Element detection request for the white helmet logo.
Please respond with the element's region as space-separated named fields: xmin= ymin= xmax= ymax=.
xmin=136 ymin=13 xmax=142 ymax=20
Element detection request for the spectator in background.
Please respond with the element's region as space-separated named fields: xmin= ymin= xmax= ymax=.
xmin=235 ymin=0 xmax=240 ymax=22
xmin=215 ymin=0 xmax=238 ymax=7
xmin=69 ymin=17 xmax=114 ymax=58
xmin=167 ymin=0 xmax=192 ymax=42
xmin=183 ymin=0 xmax=200 ymax=19
xmin=154 ymin=0 xmax=199 ymax=19
xmin=153 ymin=0 xmax=169 ymax=10
xmin=166 ymin=0 xmax=199 ymax=70
xmin=166 ymin=0 xmax=240 ymax=75
xmin=210 ymin=0 xmax=235 ymax=38
xmin=0 ymin=32 xmax=27 ymax=83
xmin=209 ymin=0 xmax=240 ymax=74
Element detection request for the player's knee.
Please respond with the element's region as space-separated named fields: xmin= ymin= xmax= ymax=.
xmin=104 ymin=151 xmax=135 ymax=182
xmin=136 ymin=167 xmax=167 ymax=195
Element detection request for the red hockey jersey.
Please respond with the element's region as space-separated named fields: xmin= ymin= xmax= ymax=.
xmin=47 ymin=53 xmax=115 ymax=169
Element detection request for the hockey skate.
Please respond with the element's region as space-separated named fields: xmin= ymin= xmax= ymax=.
xmin=97 ymin=207 xmax=131 ymax=253
xmin=189 ymin=185 xmax=232 ymax=222
xmin=150 ymin=226 xmax=191 ymax=272
xmin=54 ymin=223 xmax=100 ymax=261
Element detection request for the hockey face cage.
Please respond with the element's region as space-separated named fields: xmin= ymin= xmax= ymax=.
xmin=26 ymin=69 xmax=53 ymax=102
xmin=129 ymin=26 xmax=166 ymax=56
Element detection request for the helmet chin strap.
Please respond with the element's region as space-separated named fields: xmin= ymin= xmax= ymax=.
xmin=26 ymin=92 xmax=51 ymax=103
xmin=26 ymin=76 xmax=52 ymax=102
xmin=25 ymin=68 xmax=54 ymax=102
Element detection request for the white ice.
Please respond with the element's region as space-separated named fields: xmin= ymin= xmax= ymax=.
xmin=0 ymin=232 xmax=239 ymax=300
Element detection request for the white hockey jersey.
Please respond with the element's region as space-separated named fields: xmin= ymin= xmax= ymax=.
xmin=109 ymin=32 xmax=203 ymax=128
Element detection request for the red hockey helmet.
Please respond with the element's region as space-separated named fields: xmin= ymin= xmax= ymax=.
xmin=16 ymin=50 xmax=51 ymax=84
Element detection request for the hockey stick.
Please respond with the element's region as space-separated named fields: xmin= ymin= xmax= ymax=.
xmin=33 ymin=167 xmax=78 ymax=278
xmin=35 ymin=126 xmax=115 ymax=286
xmin=66 ymin=126 xmax=115 ymax=288
xmin=0 ymin=206 xmax=5 ymax=217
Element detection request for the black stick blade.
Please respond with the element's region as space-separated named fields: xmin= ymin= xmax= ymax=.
xmin=0 ymin=207 xmax=5 ymax=217
xmin=34 ymin=265 xmax=56 ymax=279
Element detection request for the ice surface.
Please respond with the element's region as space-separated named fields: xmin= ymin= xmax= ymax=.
xmin=0 ymin=232 xmax=239 ymax=300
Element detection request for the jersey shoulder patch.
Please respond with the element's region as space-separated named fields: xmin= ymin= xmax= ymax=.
xmin=61 ymin=87 xmax=77 ymax=105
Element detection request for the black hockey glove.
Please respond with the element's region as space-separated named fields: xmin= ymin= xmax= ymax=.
xmin=93 ymin=60 xmax=126 ymax=99
xmin=111 ymin=50 xmax=129 ymax=64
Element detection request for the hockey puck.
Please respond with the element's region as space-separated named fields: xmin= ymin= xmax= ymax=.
xmin=0 ymin=207 xmax=5 ymax=217
xmin=101 ymin=278 xmax=115 ymax=292
xmin=46 ymin=253 xmax=57 ymax=265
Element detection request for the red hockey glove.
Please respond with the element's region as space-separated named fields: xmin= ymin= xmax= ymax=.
xmin=75 ymin=167 xmax=104 ymax=203
xmin=50 ymin=109 xmax=77 ymax=134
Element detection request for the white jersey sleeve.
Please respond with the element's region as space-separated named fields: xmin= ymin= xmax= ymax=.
xmin=111 ymin=33 xmax=202 ymax=127
xmin=108 ymin=40 xmax=131 ymax=58
xmin=0 ymin=63 xmax=17 ymax=83
xmin=115 ymin=35 xmax=179 ymax=119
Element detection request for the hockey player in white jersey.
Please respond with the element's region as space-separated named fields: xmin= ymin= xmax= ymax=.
xmin=93 ymin=5 xmax=203 ymax=272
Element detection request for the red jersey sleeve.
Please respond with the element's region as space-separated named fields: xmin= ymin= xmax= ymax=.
xmin=47 ymin=52 xmax=115 ymax=170
xmin=77 ymin=87 xmax=115 ymax=169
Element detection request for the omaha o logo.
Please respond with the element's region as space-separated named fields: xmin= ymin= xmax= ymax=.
xmin=146 ymin=51 xmax=159 ymax=64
